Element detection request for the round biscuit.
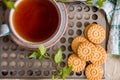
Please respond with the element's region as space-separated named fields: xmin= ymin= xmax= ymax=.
xmin=85 ymin=64 xmax=103 ymax=80
xmin=77 ymin=42 xmax=96 ymax=61
xmin=71 ymin=36 xmax=87 ymax=53
xmin=68 ymin=54 xmax=86 ymax=72
xmin=86 ymin=24 xmax=105 ymax=44
xmin=91 ymin=45 xmax=107 ymax=65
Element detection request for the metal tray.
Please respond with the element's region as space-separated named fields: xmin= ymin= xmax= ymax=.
xmin=0 ymin=1 xmax=107 ymax=79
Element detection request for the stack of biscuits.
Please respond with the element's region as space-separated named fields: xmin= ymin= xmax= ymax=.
xmin=68 ymin=24 xmax=107 ymax=80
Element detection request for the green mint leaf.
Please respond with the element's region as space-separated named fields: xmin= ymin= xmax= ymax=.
xmin=29 ymin=45 xmax=48 ymax=60
xmin=3 ymin=0 xmax=15 ymax=9
xmin=52 ymin=75 xmax=55 ymax=80
xmin=56 ymin=0 xmax=66 ymax=2
xmin=38 ymin=55 xmax=44 ymax=60
xmin=6 ymin=1 xmax=15 ymax=9
xmin=58 ymin=70 xmax=63 ymax=78
xmin=96 ymin=0 xmax=106 ymax=9
xmin=58 ymin=66 xmax=72 ymax=80
xmin=61 ymin=0 xmax=67 ymax=2
xmin=103 ymin=0 xmax=106 ymax=2
xmin=61 ymin=67 xmax=67 ymax=80
xmin=29 ymin=52 xmax=39 ymax=59
xmin=85 ymin=0 xmax=107 ymax=9
xmin=65 ymin=66 xmax=72 ymax=75
xmin=54 ymin=48 xmax=63 ymax=64
xmin=85 ymin=0 xmax=93 ymax=5
xmin=38 ymin=45 xmax=46 ymax=56
xmin=96 ymin=1 xmax=103 ymax=8
xmin=43 ymin=54 xmax=50 ymax=59
xmin=62 ymin=67 xmax=68 ymax=79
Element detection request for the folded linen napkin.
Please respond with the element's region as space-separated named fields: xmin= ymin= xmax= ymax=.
xmin=89 ymin=0 xmax=120 ymax=55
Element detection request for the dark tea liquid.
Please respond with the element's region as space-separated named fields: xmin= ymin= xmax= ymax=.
xmin=13 ymin=0 xmax=60 ymax=42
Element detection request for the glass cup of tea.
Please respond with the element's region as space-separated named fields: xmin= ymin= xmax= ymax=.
xmin=0 ymin=0 xmax=67 ymax=50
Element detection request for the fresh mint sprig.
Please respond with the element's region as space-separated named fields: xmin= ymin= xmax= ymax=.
xmin=52 ymin=66 xmax=72 ymax=80
xmin=2 ymin=0 xmax=15 ymax=9
xmin=56 ymin=0 xmax=106 ymax=9
xmin=96 ymin=0 xmax=106 ymax=8
xmin=61 ymin=0 xmax=67 ymax=2
xmin=85 ymin=0 xmax=107 ymax=9
xmin=29 ymin=45 xmax=50 ymax=60
xmin=29 ymin=45 xmax=72 ymax=80
xmin=56 ymin=0 xmax=67 ymax=2
xmin=53 ymin=48 xmax=72 ymax=80
xmin=85 ymin=0 xmax=93 ymax=5
xmin=58 ymin=66 xmax=72 ymax=80
xmin=52 ymin=75 xmax=56 ymax=80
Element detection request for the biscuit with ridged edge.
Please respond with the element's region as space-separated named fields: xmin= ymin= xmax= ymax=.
xmin=91 ymin=45 xmax=107 ymax=65
xmin=68 ymin=54 xmax=86 ymax=72
xmin=86 ymin=24 xmax=105 ymax=44
xmin=85 ymin=64 xmax=103 ymax=80
xmin=77 ymin=42 xmax=96 ymax=61
xmin=71 ymin=36 xmax=88 ymax=53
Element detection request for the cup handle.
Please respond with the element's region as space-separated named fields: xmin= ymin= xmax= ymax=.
xmin=0 ymin=24 xmax=10 ymax=37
